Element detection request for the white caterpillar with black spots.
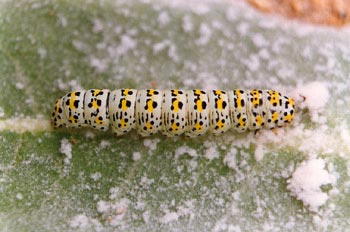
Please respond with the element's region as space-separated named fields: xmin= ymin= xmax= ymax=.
xmin=51 ymin=89 xmax=295 ymax=137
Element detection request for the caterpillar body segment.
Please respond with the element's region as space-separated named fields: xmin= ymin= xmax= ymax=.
xmin=264 ymin=90 xmax=283 ymax=129
xmin=84 ymin=89 xmax=110 ymax=131
xmin=62 ymin=91 xmax=86 ymax=128
xmin=229 ymin=90 xmax=248 ymax=132
xmin=208 ymin=90 xmax=230 ymax=135
xmin=108 ymin=89 xmax=137 ymax=135
xmin=136 ymin=89 xmax=163 ymax=136
xmin=51 ymin=89 xmax=295 ymax=137
xmin=162 ymin=90 xmax=187 ymax=136
xmin=186 ymin=90 xmax=210 ymax=137
xmin=247 ymin=89 xmax=265 ymax=130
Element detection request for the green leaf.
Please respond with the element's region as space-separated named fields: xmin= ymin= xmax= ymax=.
xmin=0 ymin=0 xmax=349 ymax=231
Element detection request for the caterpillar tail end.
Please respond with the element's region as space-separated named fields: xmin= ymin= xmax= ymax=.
xmin=50 ymin=97 xmax=66 ymax=128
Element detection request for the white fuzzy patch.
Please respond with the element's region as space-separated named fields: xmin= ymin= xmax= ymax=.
xmin=287 ymin=158 xmax=336 ymax=212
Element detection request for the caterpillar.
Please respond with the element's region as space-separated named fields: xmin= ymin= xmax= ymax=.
xmin=51 ymin=89 xmax=295 ymax=137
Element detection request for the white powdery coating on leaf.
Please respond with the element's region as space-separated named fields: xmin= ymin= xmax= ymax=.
xmin=242 ymin=54 xmax=260 ymax=72
xmin=203 ymin=146 xmax=219 ymax=160
xmin=159 ymin=211 xmax=178 ymax=224
xmin=140 ymin=174 xmax=155 ymax=189
xmin=69 ymin=214 xmax=103 ymax=230
xmin=93 ymin=18 xmax=104 ymax=33
xmin=37 ymin=47 xmax=47 ymax=59
xmin=96 ymin=198 xmax=130 ymax=227
xmin=90 ymin=57 xmax=108 ymax=73
xmin=0 ymin=118 xmax=52 ymax=133
xmin=143 ymin=138 xmax=160 ymax=152
xmin=254 ymin=144 xmax=264 ymax=162
xmin=340 ymin=122 xmax=350 ymax=152
xmin=196 ymin=23 xmax=212 ymax=46
xmin=142 ymin=211 xmax=150 ymax=224
xmin=225 ymin=6 xmax=237 ymax=22
xmin=132 ymin=151 xmax=141 ymax=161
xmin=72 ymin=40 xmax=89 ymax=52
xmin=69 ymin=214 xmax=90 ymax=229
xmin=109 ymin=187 xmax=121 ymax=200
xmin=203 ymin=141 xmax=219 ymax=160
xmin=15 ymin=82 xmax=25 ymax=90
xmin=188 ymin=3 xmax=210 ymax=15
xmin=223 ymin=147 xmax=237 ymax=169
xmin=287 ymin=158 xmax=336 ymax=212
xmin=97 ymin=200 xmax=110 ymax=213
xmin=246 ymin=119 xmax=349 ymax=163
xmin=292 ymin=82 xmax=330 ymax=123
xmin=91 ymin=172 xmax=102 ymax=181
xmin=0 ymin=107 xmax=4 ymax=118
xmin=16 ymin=193 xmax=23 ymax=200
xmin=195 ymin=72 xmax=219 ymax=90
xmin=236 ymin=22 xmax=249 ymax=36
xmin=251 ymin=33 xmax=268 ymax=48
xmin=56 ymin=79 xmax=84 ymax=91
xmin=182 ymin=15 xmax=193 ymax=32
xmin=117 ymin=35 xmax=138 ymax=56
xmin=57 ymin=13 xmax=67 ymax=27
xmin=213 ymin=217 xmax=242 ymax=232
xmin=60 ymin=138 xmax=72 ymax=164
xmin=159 ymin=200 xmax=195 ymax=224
xmin=153 ymin=40 xmax=171 ymax=54
xmin=99 ymin=140 xmax=111 ymax=149
xmin=152 ymin=40 xmax=179 ymax=62
xmin=174 ymin=145 xmax=198 ymax=158
xmin=158 ymin=11 xmax=171 ymax=26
